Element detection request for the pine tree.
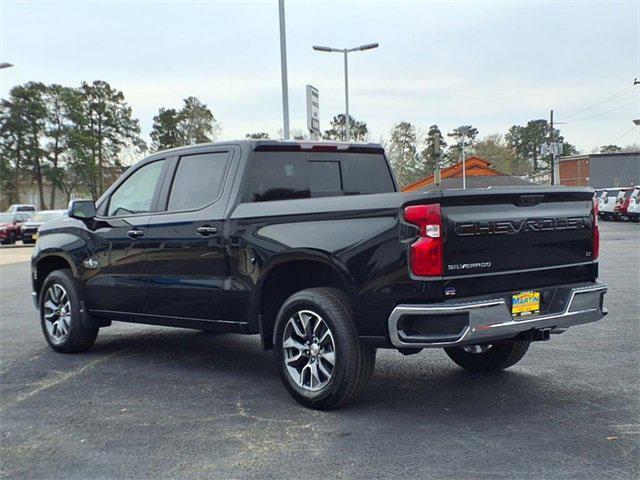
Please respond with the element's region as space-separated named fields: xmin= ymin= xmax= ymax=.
xmin=388 ymin=122 xmax=421 ymax=188
xmin=323 ymin=114 xmax=368 ymax=142
xmin=419 ymin=125 xmax=446 ymax=176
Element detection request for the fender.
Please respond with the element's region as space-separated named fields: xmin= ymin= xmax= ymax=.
xmin=252 ymin=248 xmax=357 ymax=348
xmin=256 ymin=248 xmax=356 ymax=297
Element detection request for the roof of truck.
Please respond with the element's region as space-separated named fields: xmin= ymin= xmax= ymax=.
xmin=153 ymin=139 xmax=385 ymax=156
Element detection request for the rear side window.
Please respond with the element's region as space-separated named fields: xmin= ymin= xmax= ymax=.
xmin=167 ymin=152 xmax=229 ymax=211
xmin=244 ymin=152 xmax=395 ymax=202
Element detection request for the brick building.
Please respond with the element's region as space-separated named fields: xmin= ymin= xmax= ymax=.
xmin=558 ymin=152 xmax=639 ymax=188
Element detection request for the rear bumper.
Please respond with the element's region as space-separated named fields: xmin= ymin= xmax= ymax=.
xmin=388 ymin=282 xmax=607 ymax=348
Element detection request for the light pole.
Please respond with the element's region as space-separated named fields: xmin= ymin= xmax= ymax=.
xmin=312 ymin=43 xmax=379 ymax=141
xmin=0 ymin=62 xmax=14 ymax=69
xmin=278 ymin=0 xmax=290 ymax=140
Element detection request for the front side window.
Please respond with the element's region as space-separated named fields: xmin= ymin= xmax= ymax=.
xmin=107 ymin=160 xmax=165 ymax=216
xmin=167 ymin=152 xmax=230 ymax=212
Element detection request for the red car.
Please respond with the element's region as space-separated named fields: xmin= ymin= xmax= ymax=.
xmin=0 ymin=212 xmax=32 ymax=244
xmin=613 ymin=188 xmax=634 ymax=221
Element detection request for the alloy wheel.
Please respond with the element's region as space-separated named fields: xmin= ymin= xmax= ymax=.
xmin=282 ymin=310 xmax=336 ymax=392
xmin=43 ymin=283 xmax=72 ymax=343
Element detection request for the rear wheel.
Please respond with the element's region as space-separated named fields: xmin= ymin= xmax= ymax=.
xmin=444 ymin=340 xmax=530 ymax=372
xmin=274 ymin=287 xmax=375 ymax=410
xmin=40 ymin=270 xmax=98 ymax=353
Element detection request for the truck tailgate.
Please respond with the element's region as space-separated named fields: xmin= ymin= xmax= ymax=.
xmin=440 ymin=188 xmax=596 ymax=278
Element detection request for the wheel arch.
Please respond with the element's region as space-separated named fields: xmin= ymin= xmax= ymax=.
xmin=256 ymin=252 xmax=356 ymax=350
xmin=34 ymin=254 xmax=77 ymax=299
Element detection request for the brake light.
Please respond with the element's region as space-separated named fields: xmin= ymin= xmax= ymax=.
xmin=592 ymin=198 xmax=599 ymax=260
xmin=404 ymin=204 xmax=443 ymax=277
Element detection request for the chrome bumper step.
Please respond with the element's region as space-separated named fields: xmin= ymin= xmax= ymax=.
xmin=388 ymin=282 xmax=608 ymax=348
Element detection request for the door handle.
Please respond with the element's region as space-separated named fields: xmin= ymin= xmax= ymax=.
xmin=127 ymin=229 xmax=145 ymax=239
xmin=196 ymin=226 xmax=218 ymax=236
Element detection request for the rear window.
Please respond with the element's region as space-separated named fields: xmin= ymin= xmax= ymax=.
xmin=167 ymin=152 xmax=230 ymax=211
xmin=243 ymin=151 xmax=395 ymax=202
xmin=617 ymin=190 xmax=631 ymax=200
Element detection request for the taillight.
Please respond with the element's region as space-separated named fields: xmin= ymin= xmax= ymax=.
xmin=403 ymin=204 xmax=443 ymax=277
xmin=592 ymin=198 xmax=599 ymax=260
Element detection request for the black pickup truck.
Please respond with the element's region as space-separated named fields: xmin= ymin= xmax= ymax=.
xmin=31 ymin=140 xmax=607 ymax=409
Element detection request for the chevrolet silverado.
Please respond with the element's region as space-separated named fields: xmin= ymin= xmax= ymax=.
xmin=31 ymin=140 xmax=607 ymax=409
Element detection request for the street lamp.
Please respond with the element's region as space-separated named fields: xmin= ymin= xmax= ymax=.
xmin=312 ymin=43 xmax=379 ymax=141
xmin=0 ymin=62 xmax=14 ymax=69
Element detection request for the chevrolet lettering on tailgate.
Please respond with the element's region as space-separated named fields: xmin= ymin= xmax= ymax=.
xmin=455 ymin=216 xmax=590 ymax=236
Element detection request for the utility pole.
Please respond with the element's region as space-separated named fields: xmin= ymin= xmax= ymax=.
xmin=278 ymin=0 xmax=290 ymax=140
xmin=434 ymin=134 xmax=441 ymax=185
xmin=458 ymin=126 xmax=470 ymax=189
xmin=549 ymin=109 xmax=555 ymax=185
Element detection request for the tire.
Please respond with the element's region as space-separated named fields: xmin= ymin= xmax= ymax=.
xmin=39 ymin=269 xmax=98 ymax=353
xmin=444 ymin=340 xmax=530 ymax=372
xmin=274 ymin=287 xmax=376 ymax=410
xmin=6 ymin=232 xmax=16 ymax=245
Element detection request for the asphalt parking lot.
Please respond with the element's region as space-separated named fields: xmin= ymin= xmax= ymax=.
xmin=0 ymin=222 xmax=638 ymax=479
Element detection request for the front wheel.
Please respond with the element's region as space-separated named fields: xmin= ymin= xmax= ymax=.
xmin=444 ymin=340 xmax=530 ymax=372
xmin=274 ymin=287 xmax=376 ymax=410
xmin=39 ymin=270 xmax=98 ymax=353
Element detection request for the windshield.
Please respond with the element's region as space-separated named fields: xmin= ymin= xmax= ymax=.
xmin=30 ymin=211 xmax=64 ymax=222
xmin=0 ymin=213 xmax=16 ymax=223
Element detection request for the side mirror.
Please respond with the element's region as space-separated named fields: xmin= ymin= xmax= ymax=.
xmin=68 ymin=200 xmax=96 ymax=220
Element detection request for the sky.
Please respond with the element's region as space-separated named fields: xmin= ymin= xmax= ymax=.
xmin=1 ymin=0 xmax=639 ymax=155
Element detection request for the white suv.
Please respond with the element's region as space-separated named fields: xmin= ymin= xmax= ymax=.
xmin=598 ymin=189 xmax=621 ymax=221
xmin=627 ymin=186 xmax=640 ymax=222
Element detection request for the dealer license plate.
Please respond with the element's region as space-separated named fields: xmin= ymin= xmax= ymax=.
xmin=511 ymin=290 xmax=540 ymax=317
xmin=32 ymin=233 xmax=38 ymax=241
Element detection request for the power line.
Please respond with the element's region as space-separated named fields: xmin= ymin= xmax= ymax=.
xmin=563 ymin=95 xmax=639 ymax=123
xmin=559 ymin=84 xmax=637 ymax=120
xmin=610 ymin=125 xmax=637 ymax=144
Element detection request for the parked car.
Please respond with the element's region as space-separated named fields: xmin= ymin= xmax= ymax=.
xmin=626 ymin=186 xmax=640 ymax=222
xmin=21 ymin=210 xmax=68 ymax=244
xmin=6 ymin=204 xmax=37 ymax=213
xmin=613 ymin=188 xmax=634 ymax=221
xmin=598 ymin=188 xmax=622 ymax=220
xmin=31 ymin=140 xmax=607 ymax=409
xmin=0 ymin=212 xmax=32 ymax=244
